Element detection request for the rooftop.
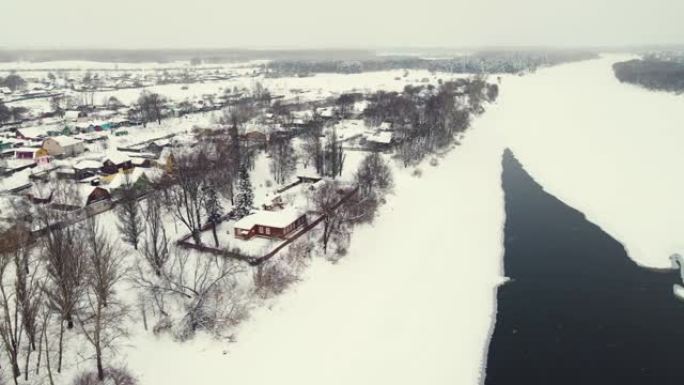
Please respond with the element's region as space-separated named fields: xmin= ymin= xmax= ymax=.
xmin=234 ymin=208 xmax=304 ymax=231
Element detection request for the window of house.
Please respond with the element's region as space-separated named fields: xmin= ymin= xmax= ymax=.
xmin=258 ymin=226 xmax=263 ymax=234
xmin=265 ymin=227 xmax=271 ymax=235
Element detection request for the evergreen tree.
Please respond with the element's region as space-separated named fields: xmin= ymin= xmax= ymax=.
xmin=204 ymin=185 xmax=223 ymax=247
xmin=234 ymin=166 xmax=254 ymax=218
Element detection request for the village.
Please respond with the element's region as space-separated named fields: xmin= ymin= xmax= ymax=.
xmin=0 ymin=58 xmax=499 ymax=385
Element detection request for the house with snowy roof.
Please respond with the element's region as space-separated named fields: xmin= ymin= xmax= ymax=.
xmin=42 ymin=136 xmax=85 ymax=157
xmin=102 ymin=151 xmax=133 ymax=174
xmin=233 ymin=209 xmax=307 ymax=240
xmin=16 ymin=127 xmax=50 ymax=141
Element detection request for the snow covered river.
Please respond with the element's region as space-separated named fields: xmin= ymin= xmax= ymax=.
xmin=124 ymin=55 xmax=684 ymax=384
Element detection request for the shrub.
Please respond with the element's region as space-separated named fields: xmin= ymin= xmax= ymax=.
xmin=73 ymin=367 xmax=137 ymax=385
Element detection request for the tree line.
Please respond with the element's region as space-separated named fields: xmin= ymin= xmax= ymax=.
xmin=613 ymin=59 xmax=684 ymax=93
xmin=263 ymin=50 xmax=598 ymax=77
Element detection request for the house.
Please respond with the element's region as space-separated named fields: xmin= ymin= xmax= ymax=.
xmin=145 ymin=139 xmax=170 ymax=153
xmin=55 ymin=167 xmax=77 ymax=180
xmin=0 ymin=141 xmax=13 ymax=151
xmin=16 ymin=127 xmax=49 ymax=141
xmin=51 ymin=185 xmax=112 ymax=211
xmin=106 ymin=168 xmax=149 ymax=193
xmin=102 ymin=151 xmax=132 ymax=174
xmin=365 ymin=131 xmax=393 ymax=148
xmin=42 ymin=136 xmax=85 ymax=157
xmin=63 ymin=110 xmax=81 ymax=122
xmin=233 ymin=209 xmax=307 ymax=240
xmin=14 ymin=147 xmax=49 ymax=161
xmin=27 ymin=184 xmax=53 ymax=204
xmin=83 ymin=186 xmax=111 ymax=206
xmin=131 ymin=157 xmax=152 ymax=168
xmin=74 ymin=159 xmax=103 ymax=180
xmin=0 ymin=170 xmax=32 ymax=194
xmin=240 ymin=131 xmax=268 ymax=143
xmin=46 ymin=126 xmax=72 ymax=137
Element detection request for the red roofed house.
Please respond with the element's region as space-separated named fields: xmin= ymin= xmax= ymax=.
xmin=233 ymin=209 xmax=307 ymax=240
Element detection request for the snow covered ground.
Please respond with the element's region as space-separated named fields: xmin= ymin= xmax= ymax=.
xmin=8 ymin=54 xmax=683 ymax=384
xmin=123 ymin=97 xmax=508 ymax=384
xmin=502 ymin=54 xmax=684 ymax=269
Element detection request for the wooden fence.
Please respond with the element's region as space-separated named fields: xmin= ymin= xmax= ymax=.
xmin=177 ymin=185 xmax=359 ymax=266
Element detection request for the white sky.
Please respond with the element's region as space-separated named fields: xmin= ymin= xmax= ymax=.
xmin=1 ymin=0 xmax=683 ymax=48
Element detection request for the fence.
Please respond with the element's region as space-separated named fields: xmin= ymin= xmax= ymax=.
xmin=177 ymin=185 xmax=359 ymax=266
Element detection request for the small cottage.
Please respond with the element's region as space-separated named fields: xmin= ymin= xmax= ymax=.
xmin=234 ymin=209 xmax=307 ymax=240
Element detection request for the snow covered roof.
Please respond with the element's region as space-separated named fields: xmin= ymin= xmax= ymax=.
xmin=0 ymin=170 xmax=31 ymax=193
xmin=64 ymin=110 xmax=80 ymax=121
xmin=74 ymin=159 xmax=103 ymax=170
xmin=234 ymin=209 xmax=304 ymax=231
xmin=45 ymin=135 xmax=84 ymax=148
xmin=17 ymin=126 xmax=49 ymax=139
xmin=366 ymin=131 xmax=393 ymax=144
xmin=106 ymin=168 xmax=145 ymax=190
xmin=105 ymin=151 xmax=131 ymax=165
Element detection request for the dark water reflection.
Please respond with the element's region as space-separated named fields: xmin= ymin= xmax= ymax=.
xmin=485 ymin=150 xmax=684 ymax=385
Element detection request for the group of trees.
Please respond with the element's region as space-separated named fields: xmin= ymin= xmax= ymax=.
xmin=268 ymin=136 xmax=298 ymax=185
xmin=0 ymin=101 xmax=29 ymax=123
xmin=613 ymin=59 xmax=684 ymax=93
xmin=310 ymin=151 xmax=393 ymax=256
xmin=263 ymin=50 xmax=598 ymax=76
xmin=0 ymin=202 xmax=128 ymax=385
xmin=0 ymin=74 xmax=27 ymax=92
xmin=136 ymin=91 xmax=166 ymax=125
xmin=364 ymin=77 xmax=498 ymax=167
xmin=301 ymin=122 xmax=346 ymax=179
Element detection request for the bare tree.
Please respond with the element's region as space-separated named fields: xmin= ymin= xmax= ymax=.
xmin=116 ymin=173 xmax=144 ymax=250
xmin=323 ymin=127 xmax=345 ymax=178
xmin=0 ymin=237 xmax=25 ymax=383
xmin=141 ymin=197 xmax=170 ymax=277
xmin=16 ymin=242 xmax=42 ymax=382
xmin=354 ymin=152 xmax=393 ymax=198
xmin=165 ymin=150 xmax=210 ymax=245
xmin=42 ymin=220 xmax=85 ymax=373
xmin=78 ymin=218 xmax=128 ymax=382
xmin=138 ymin=91 xmax=165 ymax=125
xmin=311 ymin=181 xmax=351 ymax=254
xmin=268 ymin=137 xmax=298 ymax=185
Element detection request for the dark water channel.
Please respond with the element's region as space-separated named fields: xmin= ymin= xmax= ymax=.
xmin=485 ymin=150 xmax=684 ymax=385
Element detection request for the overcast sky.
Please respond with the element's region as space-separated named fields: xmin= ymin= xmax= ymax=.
xmin=2 ymin=0 xmax=683 ymax=49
